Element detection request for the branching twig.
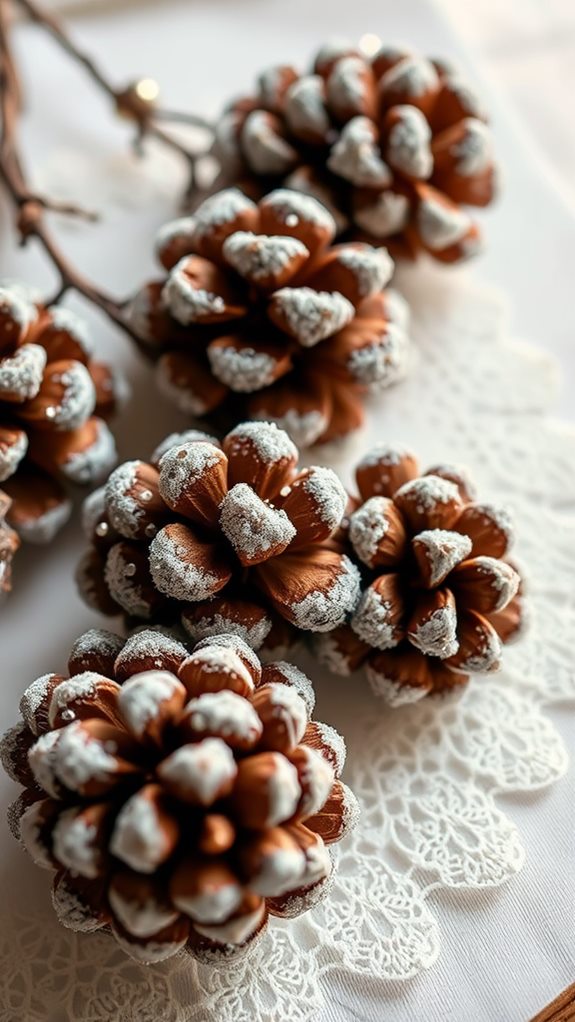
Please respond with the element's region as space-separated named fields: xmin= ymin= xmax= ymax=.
xmin=0 ymin=0 xmax=215 ymax=345
xmin=16 ymin=0 xmax=214 ymax=196
xmin=0 ymin=0 xmax=138 ymax=338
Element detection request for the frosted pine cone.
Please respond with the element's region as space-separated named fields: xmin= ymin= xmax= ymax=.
xmin=77 ymin=422 xmax=361 ymax=646
xmin=0 ymin=490 xmax=19 ymax=594
xmin=0 ymin=284 xmax=122 ymax=545
xmin=1 ymin=628 xmax=358 ymax=964
xmin=130 ymin=187 xmax=409 ymax=448
xmin=213 ymin=41 xmax=497 ymax=262
xmin=315 ymin=444 xmax=524 ymax=705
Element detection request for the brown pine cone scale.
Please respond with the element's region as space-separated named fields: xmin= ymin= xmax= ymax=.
xmin=0 ymin=283 xmax=123 ymax=552
xmin=0 ymin=628 xmax=358 ymax=964
xmin=130 ymin=187 xmax=409 ymax=447
xmin=77 ymin=422 xmax=361 ymax=648
xmin=212 ymin=40 xmax=497 ymax=263
xmin=315 ymin=444 xmax=524 ymax=705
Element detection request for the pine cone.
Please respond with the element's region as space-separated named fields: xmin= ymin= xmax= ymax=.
xmin=77 ymin=422 xmax=361 ymax=646
xmin=130 ymin=187 xmax=409 ymax=447
xmin=0 ymin=283 xmax=122 ymax=544
xmin=315 ymin=444 xmax=524 ymax=704
xmin=0 ymin=490 xmax=20 ymax=594
xmin=1 ymin=627 xmax=358 ymax=964
xmin=213 ymin=41 xmax=496 ymax=263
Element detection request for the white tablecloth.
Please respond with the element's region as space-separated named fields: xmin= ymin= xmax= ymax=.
xmin=0 ymin=2 xmax=573 ymax=1020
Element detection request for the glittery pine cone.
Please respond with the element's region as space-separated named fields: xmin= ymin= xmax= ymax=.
xmin=0 ymin=283 xmax=122 ymax=545
xmin=130 ymin=187 xmax=409 ymax=448
xmin=213 ymin=40 xmax=497 ymax=263
xmin=315 ymin=444 xmax=524 ymax=705
xmin=1 ymin=627 xmax=358 ymax=964
xmin=77 ymin=422 xmax=361 ymax=647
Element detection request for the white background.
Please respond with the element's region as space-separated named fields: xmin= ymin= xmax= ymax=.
xmin=0 ymin=2 xmax=573 ymax=1020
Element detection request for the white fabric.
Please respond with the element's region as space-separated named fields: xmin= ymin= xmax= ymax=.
xmin=0 ymin=2 xmax=574 ymax=1021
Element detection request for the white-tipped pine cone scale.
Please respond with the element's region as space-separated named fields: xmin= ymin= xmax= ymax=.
xmin=0 ymin=628 xmax=358 ymax=964
xmin=315 ymin=444 xmax=524 ymax=705
xmin=212 ymin=40 xmax=497 ymax=263
xmin=0 ymin=282 xmax=125 ymax=578
xmin=77 ymin=421 xmax=361 ymax=647
xmin=130 ymin=187 xmax=410 ymax=448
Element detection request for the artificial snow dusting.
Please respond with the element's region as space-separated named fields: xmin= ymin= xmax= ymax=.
xmin=408 ymin=603 xmax=459 ymax=659
xmin=264 ymin=189 xmax=336 ymax=235
xmin=118 ymin=670 xmax=183 ymax=737
xmin=290 ymin=556 xmax=361 ymax=631
xmin=381 ymin=55 xmax=439 ymax=98
xmin=351 ymin=585 xmax=400 ymax=650
xmin=148 ymin=527 xmax=227 ymax=602
xmin=353 ymin=188 xmax=410 ymax=237
xmin=386 ymin=105 xmax=433 ymax=180
xmin=328 ymin=117 xmax=392 ymax=188
xmin=207 ymin=342 xmax=278 ymax=393
xmin=219 ymin=483 xmax=296 ymax=562
xmin=222 ymin=232 xmax=308 ymax=283
xmin=284 ymin=75 xmax=330 ymax=139
xmin=163 ymin=259 xmax=228 ymax=326
xmin=349 ymin=496 xmax=394 ymax=567
xmin=414 ymin=529 xmax=473 ymax=586
xmin=241 ymin=111 xmax=298 ymax=176
xmin=336 ymin=245 xmax=393 ymax=296
xmin=271 ymin=287 xmax=354 ymax=346
xmin=158 ymin=442 xmax=225 ymax=512
xmin=0 ymin=344 xmax=47 ymax=401
xmin=417 ymin=197 xmax=471 ymax=251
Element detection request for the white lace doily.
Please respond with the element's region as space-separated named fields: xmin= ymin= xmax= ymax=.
xmin=0 ymin=268 xmax=573 ymax=1022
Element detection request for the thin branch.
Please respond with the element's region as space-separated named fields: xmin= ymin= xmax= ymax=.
xmin=0 ymin=0 xmax=140 ymax=342
xmin=15 ymin=0 xmax=214 ymax=194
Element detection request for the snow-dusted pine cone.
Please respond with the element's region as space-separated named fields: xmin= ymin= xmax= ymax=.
xmin=77 ymin=422 xmax=361 ymax=647
xmin=213 ymin=40 xmax=497 ymax=263
xmin=130 ymin=187 xmax=409 ymax=448
xmin=0 ymin=283 xmax=122 ymax=545
xmin=1 ymin=627 xmax=358 ymax=964
xmin=315 ymin=444 xmax=524 ymax=705
xmin=0 ymin=490 xmax=19 ymax=594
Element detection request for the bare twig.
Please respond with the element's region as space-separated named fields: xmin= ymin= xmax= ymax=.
xmin=0 ymin=0 xmax=139 ymax=337
xmin=15 ymin=0 xmax=213 ymax=195
xmin=0 ymin=0 xmax=217 ymax=346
